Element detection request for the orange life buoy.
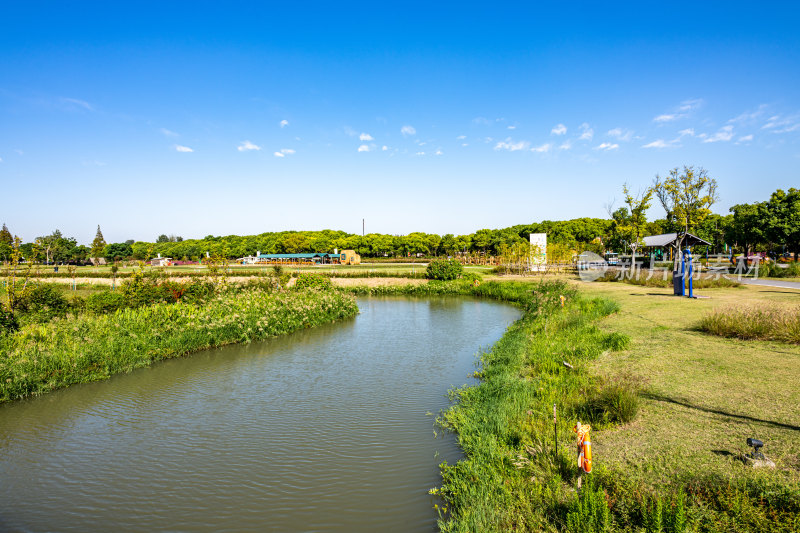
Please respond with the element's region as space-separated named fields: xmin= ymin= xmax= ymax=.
xmin=574 ymin=423 xmax=592 ymax=474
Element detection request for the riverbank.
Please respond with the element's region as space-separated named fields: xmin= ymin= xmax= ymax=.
xmin=0 ymin=288 xmax=358 ymax=402
xmin=432 ymin=278 xmax=800 ymax=532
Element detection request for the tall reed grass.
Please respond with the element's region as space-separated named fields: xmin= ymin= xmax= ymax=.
xmin=698 ymin=304 xmax=800 ymax=344
xmin=0 ymin=288 xmax=358 ymax=402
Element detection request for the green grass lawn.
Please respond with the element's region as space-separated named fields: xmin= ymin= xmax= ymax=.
xmin=575 ymin=280 xmax=800 ymax=490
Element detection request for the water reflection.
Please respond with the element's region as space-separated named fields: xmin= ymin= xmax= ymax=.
xmin=0 ymin=296 xmax=520 ymax=532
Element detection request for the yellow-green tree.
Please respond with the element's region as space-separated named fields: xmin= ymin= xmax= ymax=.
xmin=654 ymin=166 xmax=718 ymax=267
xmin=617 ymin=183 xmax=654 ymax=266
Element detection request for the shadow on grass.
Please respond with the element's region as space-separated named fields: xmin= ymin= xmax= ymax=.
xmin=644 ymin=392 xmax=800 ymax=432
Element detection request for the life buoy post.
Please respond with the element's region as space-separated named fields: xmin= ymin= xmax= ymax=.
xmin=574 ymin=422 xmax=592 ymax=474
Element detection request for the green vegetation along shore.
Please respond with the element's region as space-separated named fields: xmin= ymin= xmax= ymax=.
xmin=0 ymin=287 xmax=357 ymax=403
xmin=427 ymin=279 xmax=800 ymax=532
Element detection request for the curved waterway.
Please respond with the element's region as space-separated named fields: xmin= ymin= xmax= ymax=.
xmin=0 ymin=296 xmax=520 ymax=532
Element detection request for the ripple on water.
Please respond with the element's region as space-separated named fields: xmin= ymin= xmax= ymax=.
xmin=0 ymin=297 xmax=520 ymax=532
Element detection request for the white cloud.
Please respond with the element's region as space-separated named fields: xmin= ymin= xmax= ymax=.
xmin=435 ymin=149 xmax=443 ymax=156
xmin=559 ymin=140 xmax=573 ymax=150
xmin=237 ymin=140 xmax=261 ymax=152
xmin=607 ymin=128 xmax=633 ymax=142
xmin=273 ymin=151 xmax=285 ymax=157
xmin=702 ymin=125 xmax=735 ymax=143
xmin=280 ymin=119 xmax=289 ymax=128
xmin=642 ymin=139 xmax=670 ymax=149
xmin=654 ymin=114 xmax=679 ymax=123
xmin=174 ymin=145 xmax=194 ymax=152
xmin=359 ymin=133 xmax=373 ymax=141
xmin=343 ymin=126 xmax=357 ymax=137
xmin=415 ymin=151 xmax=425 ymax=156
xmin=472 ymin=117 xmax=492 ymax=125
xmin=0 ymin=157 xmax=3 ymax=163
xmin=678 ymin=128 xmax=695 ymax=137
xmin=456 ymin=135 xmax=466 ymax=140
xmin=401 ymin=125 xmax=416 ymax=136
xmin=60 ymin=97 xmax=93 ymax=111
xmin=551 ymin=124 xmax=567 ymax=135
xmin=279 ymin=148 xmax=295 ymax=155
xmin=578 ymin=123 xmax=593 ymax=140
xmin=507 ymin=125 xmax=516 ymax=130
xmin=594 ymin=142 xmax=619 ymax=151
xmin=653 ymin=99 xmax=703 ymax=124
xmin=357 ymin=144 xmax=370 ymax=152
xmin=531 ymin=143 xmax=552 ymax=153
xmin=678 ymin=98 xmax=703 ymax=112
xmin=729 ymin=105 xmax=768 ymax=124
xmin=160 ymin=128 xmax=178 ymax=137
xmin=737 ymin=134 xmax=754 ymax=143
xmin=762 ymin=114 xmax=800 ymax=133
xmin=494 ymin=138 xmax=529 ymax=151
xmin=382 ymin=145 xmax=388 ymax=151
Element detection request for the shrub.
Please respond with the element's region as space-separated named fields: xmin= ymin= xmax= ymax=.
xmin=565 ymin=479 xmax=612 ymax=532
xmin=120 ymin=271 xmax=172 ymax=308
xmin=426 ymin=259 xmax=464 ymax=281
xmin=295 ymin=273 xmax=333 ymax=290
xmin=85 ymin=291 xmax=127 ymax=315
xmin=11 ymin=284 xmax=71 ymax=323
xmin=181 ymin=279 xmax=217 ymax=303
xmin=0 ymin=303 xmax=18 ymax=335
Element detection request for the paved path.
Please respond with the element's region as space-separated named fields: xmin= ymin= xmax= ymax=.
xmin=733 ymin=277 xmax=800 ymax=290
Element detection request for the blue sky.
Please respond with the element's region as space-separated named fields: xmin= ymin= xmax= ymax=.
xmin=1 ymin=2 xmax=799 ymax=244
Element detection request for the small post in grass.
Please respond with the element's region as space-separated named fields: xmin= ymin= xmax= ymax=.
xmin=553 ymin=403 xmax=558 ymax=459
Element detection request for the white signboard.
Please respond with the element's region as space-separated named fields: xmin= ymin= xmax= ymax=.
xmin=529 ymin=233 xmax=547 ymax=271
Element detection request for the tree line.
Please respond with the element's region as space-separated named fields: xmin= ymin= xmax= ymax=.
xmin=1 ymin=179 xmax=797 ymax=264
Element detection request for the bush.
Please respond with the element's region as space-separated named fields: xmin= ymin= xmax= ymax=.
xmin=120 ymin=271 xmax=173 ymax=308
xmin=0 ymin=303 xmax=18 ymax=335
xmin=426 ymin=259 xmax=464 ymax=281
xmin=761 ymin=261 xmax=800 ymax=278
xmin=86 ymin=291 xmax=127 ymax=315
xmin=11 ymin=284 xmax=71 ymax=323
xmin=566 ymin=479 xmax=612 ymax=532
xmin=295 ymin=273 xmax=333 ymax=290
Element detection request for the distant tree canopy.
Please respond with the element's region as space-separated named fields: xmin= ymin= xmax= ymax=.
xmin=104 ymin=242 xmax=134 ymax=262
xmin=727 ymin=188 xmax=800 ymax=258
xmin=5 ymin=186 xmax=800 ymax=264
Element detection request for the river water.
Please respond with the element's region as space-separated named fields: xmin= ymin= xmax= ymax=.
xmin=0 ymin=297 xmax=520 ymax=532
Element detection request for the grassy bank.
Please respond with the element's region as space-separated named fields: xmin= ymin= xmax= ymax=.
xmin=429 ymin=278 xmax=800 ymax=531
xmin=572 ymin=281 xmax=800 ymax=532
xmin=432 ymin=281 xmax=633 ymax=531
xmin=0 ymin=288 xmax=358 ymax=402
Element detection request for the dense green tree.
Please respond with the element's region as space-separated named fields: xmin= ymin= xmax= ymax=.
xmin=472 ymin=229 xmax=492 ymax=252
xmin=0 ymin=224 xmax=12 ymax=262
xmin=91 ymin=225 xmax=107 ymax=260
xmin=440 ymin=234 xmax=458 ymax=256
xmin=764 ymin=188 xmax=800 ymax=259
xmin=104 ymin=242 xmax=134 ymax=261
xmin=727 ymin=202 xmax=766 ymax=256
xmin=0 ymin=223 xmax=12 ymax=246
xmin=35 ymin=229 xmax=76 ymax=264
